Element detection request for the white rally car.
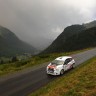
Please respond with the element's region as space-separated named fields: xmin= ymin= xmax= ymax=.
xmin=46 ymin=56 xmax=75 ymax=75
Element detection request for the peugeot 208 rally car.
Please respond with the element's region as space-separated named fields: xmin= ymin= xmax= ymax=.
xmin=46 ymin=56 xmax=75 ymax=75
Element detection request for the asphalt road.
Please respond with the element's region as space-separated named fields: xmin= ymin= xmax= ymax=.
xmin=0 ymin=48 xmax=96 ymax=96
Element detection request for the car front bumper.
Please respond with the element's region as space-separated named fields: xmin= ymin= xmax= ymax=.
xmin=47 ymin=70 xmax=60 ymax=75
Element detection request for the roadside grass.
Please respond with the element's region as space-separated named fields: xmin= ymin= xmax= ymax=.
xmin=0 ymin=48 xmax=94 ymax=76
xmin=29 ymin=56 xmax=96 ymax=96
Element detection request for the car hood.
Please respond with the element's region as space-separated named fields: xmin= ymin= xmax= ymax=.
xmin=47 ymin=63 xmax=62 ymax=68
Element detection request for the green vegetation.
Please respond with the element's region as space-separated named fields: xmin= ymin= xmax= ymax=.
xmin=30 ymin=56 xmax=96 ymax=96
xmin=0 ymin=48 xmax=92 ymax=76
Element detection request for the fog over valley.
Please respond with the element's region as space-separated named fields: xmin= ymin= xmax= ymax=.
xmin=0 ymin=0 xmax=96 ymax=50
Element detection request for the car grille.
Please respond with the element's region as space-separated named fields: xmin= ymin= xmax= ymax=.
xmin=48 ymin=68 xmax=54 ymax=73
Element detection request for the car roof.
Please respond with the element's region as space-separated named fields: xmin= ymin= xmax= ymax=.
xmin=55 ymin=56 xmax=72 ymax=61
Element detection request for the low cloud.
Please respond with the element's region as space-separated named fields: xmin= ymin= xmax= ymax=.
xmin=0 ymin=0 xmax=96 ymax=50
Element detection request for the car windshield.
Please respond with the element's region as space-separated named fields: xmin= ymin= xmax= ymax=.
xmin=51 ymin=60 xmax=64 ymax=65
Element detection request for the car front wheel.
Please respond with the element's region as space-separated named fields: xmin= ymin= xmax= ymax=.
xmin=60 ymin=69 xmax=64 ymax=75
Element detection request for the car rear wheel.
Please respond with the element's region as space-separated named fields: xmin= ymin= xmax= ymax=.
xmin=71 ymin=63 xmax=75 ymax=69
xmin=60 ymin=69 xmax=64 ymax=75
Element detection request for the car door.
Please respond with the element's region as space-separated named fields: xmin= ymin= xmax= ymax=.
xmin=64 ymin=58 xmax=72 ymax=71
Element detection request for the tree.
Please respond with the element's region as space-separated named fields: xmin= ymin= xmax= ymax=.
xmin=11 ymin=56 xmax=18 ymax=62
xmin=0 ymin=60 xmax=4 ymax=64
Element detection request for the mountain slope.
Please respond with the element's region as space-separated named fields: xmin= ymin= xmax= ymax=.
xmin=42 ymin=24 xmax=85 ymax=54
xmin=51 ymin=25 xmax=85 ymax=48
xmin=84 ymin=20 xmax=96 ymax=28
xmin=0 ymin=26 xmax=36 ymax=57
xmin=60 ymin=27 xmax=96 ymax=52
xmin=42 ymin=25 xmax=96 ymax=54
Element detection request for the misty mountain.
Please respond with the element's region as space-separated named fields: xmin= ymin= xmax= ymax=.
xmin=0 ymin=26 xmax=36 ymax=57
xmin=42 ymin=21 xmax=96 ymax=54
xmin=84 ymin=20 xmax=96 ymax=28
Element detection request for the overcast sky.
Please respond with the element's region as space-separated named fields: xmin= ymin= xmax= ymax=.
xmin=0 ymin=0 xmax=96 ymax=50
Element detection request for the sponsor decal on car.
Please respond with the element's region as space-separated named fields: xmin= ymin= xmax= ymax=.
xmin=48 ymin=65 xmax=56 ymax=69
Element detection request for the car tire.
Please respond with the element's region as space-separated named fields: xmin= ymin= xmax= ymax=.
xmin=72 ymin=63 xmax=75 ymax=69
xmin=60 ymin=69 xmax=64 ymax=75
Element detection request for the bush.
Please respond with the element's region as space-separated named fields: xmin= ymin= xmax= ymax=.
xmin=0 ymin=60 xmax=4 ymax=64
xmin=11 ymin=56 xmax=18 ymax=62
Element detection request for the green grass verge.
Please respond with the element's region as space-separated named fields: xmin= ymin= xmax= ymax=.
xmin=29 ymin=56 xmax=96 ymax=96
xmin=0 ymin=48 xmax=94 ymax=76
